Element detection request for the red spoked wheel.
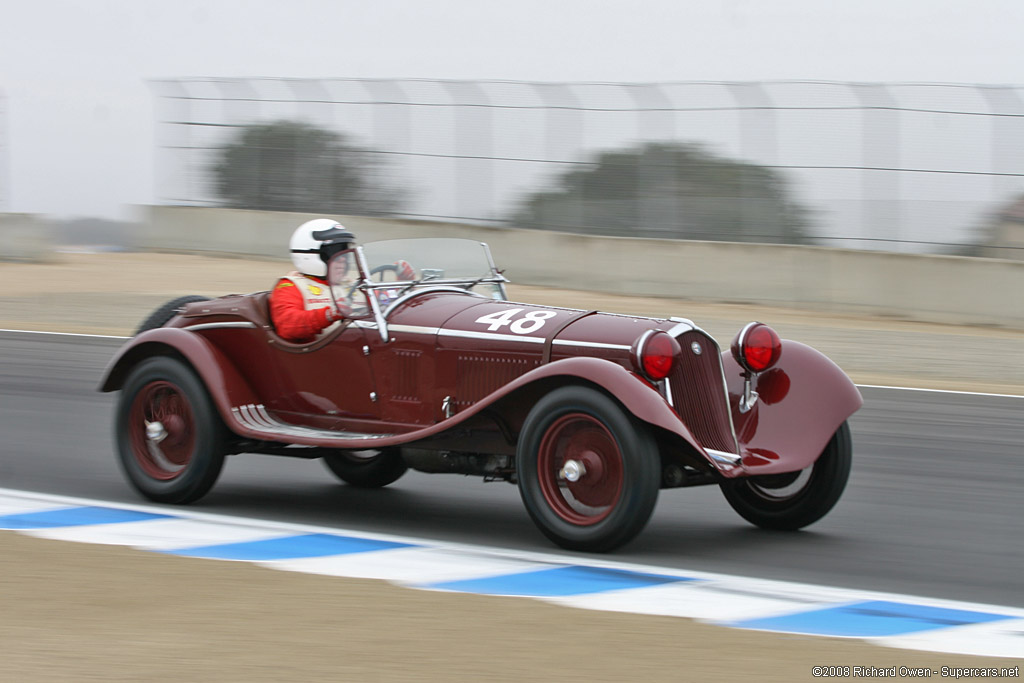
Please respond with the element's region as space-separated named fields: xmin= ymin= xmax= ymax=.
xmin=536 ymin=414 xmax=624 ymax=526
xmin=128 ymin=380 xmax=196 ymax=480
xmin=517 ymin=386 xmax=660 ymax=552
xmin=116 ymin=357 xmax=226 ymax=504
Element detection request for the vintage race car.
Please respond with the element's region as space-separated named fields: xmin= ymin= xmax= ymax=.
xmin=100 ymin=237 xmax=862 ymax=552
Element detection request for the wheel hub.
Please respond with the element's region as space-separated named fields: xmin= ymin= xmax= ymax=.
xmin=559 ymin=459 xmax=586 ymax=482
xmin=145 ymin=420 xmax=167 ymax=442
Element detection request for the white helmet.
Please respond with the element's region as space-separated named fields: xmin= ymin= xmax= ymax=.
xmin=289 ymin=219 xmax=355 ymax=277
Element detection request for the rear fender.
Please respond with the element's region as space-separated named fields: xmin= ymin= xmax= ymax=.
xmin=724 ymin=340 xmax=863 ymax=476
xmin=99 ymin=328 xmax=258 ymax=429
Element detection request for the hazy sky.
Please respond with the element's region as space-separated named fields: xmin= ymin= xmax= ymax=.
xmin=2 ymin=0 xmax=1023 ymax=220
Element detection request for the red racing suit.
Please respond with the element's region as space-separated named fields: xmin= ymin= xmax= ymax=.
xmin=269 ymin=271 xmax=348 ymax=343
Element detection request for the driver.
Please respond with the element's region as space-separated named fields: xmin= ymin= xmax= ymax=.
xmin=270 ymin=219 xmax=414 ymax=343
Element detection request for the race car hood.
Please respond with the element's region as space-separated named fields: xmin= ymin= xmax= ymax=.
xmin=386 ymin=291 xmax=671 ymax=362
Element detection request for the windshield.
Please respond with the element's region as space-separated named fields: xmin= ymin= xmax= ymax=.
xmin=358 ymin=238 xmax=507 ymax=300
xmin=324 ymin=249 xmax=372 ymax=318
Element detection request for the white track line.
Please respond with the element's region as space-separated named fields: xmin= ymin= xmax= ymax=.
xmin=855 ymin=384 xmax=1024 ymax=399
xmin=2 ymin=486 xmax=1021 ymax=617
xmin=0 ymin=328 xmax=128 ymax=340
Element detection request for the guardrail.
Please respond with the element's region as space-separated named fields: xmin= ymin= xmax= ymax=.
xmin=136 ymin=206 xmax=1024 ymax=330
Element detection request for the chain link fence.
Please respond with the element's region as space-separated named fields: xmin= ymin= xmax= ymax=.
xmin=151 ymin=78 xmax=1024 ymax=255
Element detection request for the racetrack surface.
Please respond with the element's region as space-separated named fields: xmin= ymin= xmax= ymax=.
xmin=1 ymin=253 xmax=1022 ymax=678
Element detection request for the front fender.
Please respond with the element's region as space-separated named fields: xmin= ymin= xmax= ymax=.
xmin=99 ymin=328 xmax=259 ymax=429
xmin=475 ymin=356 xmax=706 ymax=457
xmin=724 ymin=340 xmax=863 ymax=476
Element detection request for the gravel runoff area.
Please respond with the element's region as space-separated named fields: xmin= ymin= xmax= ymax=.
xmin=1 ymin=252 xmax=1020 ymax=681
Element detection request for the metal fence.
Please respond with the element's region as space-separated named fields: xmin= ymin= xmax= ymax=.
xmin=151 ymin=78 xmax=1024 ymax=254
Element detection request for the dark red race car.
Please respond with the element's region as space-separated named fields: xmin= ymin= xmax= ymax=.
xmin=100 ymin=237 xmax=862 ymax=551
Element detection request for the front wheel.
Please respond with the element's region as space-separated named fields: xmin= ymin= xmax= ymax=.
xmin=516 ymin=386 xmax=660 ymax=552
xmin=115 ymin=356 xmax=226 ymax=504
xmin=322 ymin=448 xmax=408 ymax=488
xmin=720 ymin=421 xmax=852 ymax=530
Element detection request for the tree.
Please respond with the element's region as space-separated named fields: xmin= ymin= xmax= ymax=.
xmin=508 ymin=142 xmax=812 ymax=244
xmin=211 ymin=120 xmax=405 ymax=216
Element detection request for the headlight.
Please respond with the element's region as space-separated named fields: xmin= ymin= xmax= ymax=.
xmin=731 ymin=322 xmax=781 ymax=374
xmin=631 ymin=330 xmax=681 ymax=382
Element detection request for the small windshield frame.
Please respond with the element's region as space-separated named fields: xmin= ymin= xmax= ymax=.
xmin=356 ymin=238 xmax=507 ymax=300
xmin=326 ymin=238 xmax=508 ymax=342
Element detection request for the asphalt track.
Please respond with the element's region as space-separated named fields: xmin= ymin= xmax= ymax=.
xmin=1 ymin=330 xmax=1021 ymax=610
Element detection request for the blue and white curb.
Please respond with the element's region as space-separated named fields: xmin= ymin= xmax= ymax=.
xmin=2 ymin=488 xmax=1021 ymax=659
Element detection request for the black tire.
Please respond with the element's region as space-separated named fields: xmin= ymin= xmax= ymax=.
xmin=516 ymin=386 xmax=660 ymax=552
xmin=115 ymin=356 xmax=226 ymax=504
xmin=720 ymin=420 xmax=852 ymax=530
xmin=323 ymin=448 xmax=408 ymax=488
xmin=134 ymin=295 xmax=210 ymax=335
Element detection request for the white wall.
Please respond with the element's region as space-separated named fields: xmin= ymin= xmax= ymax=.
xmin=143 ymin=206 xmax=1024 ymax=329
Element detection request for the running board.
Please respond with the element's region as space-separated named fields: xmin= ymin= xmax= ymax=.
xmin=230 ymin=404 xmax=395 ymax=443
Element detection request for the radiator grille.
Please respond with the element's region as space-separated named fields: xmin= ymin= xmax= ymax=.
xmin=668 ymin=330 xmax=737 ymax=454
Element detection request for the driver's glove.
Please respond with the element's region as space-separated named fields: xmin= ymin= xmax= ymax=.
xmin=395 ymin=259 xmax=416 ymax=281
xmin=327 ymin=302 xmax=351 ymax=322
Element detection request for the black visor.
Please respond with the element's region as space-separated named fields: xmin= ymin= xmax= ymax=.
xmin=320 ymin=241 xmax=351 ymax=263
xmin=311 ymin=227 xmax=357 ymax=264
xmin=311 ymin=227 xmax=355 ymax=243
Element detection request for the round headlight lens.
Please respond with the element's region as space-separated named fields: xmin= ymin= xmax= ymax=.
xmin=732 ymin=322 xmax=781 ymax=374
xmin=636 ymin=330 xmax=680 ymax=381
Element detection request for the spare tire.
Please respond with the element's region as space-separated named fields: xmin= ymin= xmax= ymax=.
xmin=134 ymin=296 xmax=210 ymax=335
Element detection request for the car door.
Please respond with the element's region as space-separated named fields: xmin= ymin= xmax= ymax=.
xmin=264 ymin=323 xmax=380 ymax=428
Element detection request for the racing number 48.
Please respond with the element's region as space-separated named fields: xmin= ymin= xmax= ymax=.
xmin=475 ymin=308 xmax=557 ymax=334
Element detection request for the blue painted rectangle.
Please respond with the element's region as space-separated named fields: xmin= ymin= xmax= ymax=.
xmin=161 ymin=533 xmax=413 ymax=560
xmin=0 ymin=506 xmax=171 ymax=529
xmin=424 ymin=565 xmax=691 ymax=597
xmin=731 ymin=600 xmax=1014 ymax=637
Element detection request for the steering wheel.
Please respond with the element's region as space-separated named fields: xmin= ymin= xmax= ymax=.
xmin=369 ymin=264 xmax=400 ymax=282
xmin=346 ymin=264 xmax=400 ymax=298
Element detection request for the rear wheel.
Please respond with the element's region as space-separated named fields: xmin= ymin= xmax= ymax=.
xmin=323 ymin=449 xmax=408 ymax=488
xmin=720 ymin=421 xmax=852 ymax=530
xmin=115 ymin=356 xmax=226 ymax=503
xmin=134 ymin=295 xmax=210 ymax=335
xmin=516 ymin=386 xmax=660 ymax=552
